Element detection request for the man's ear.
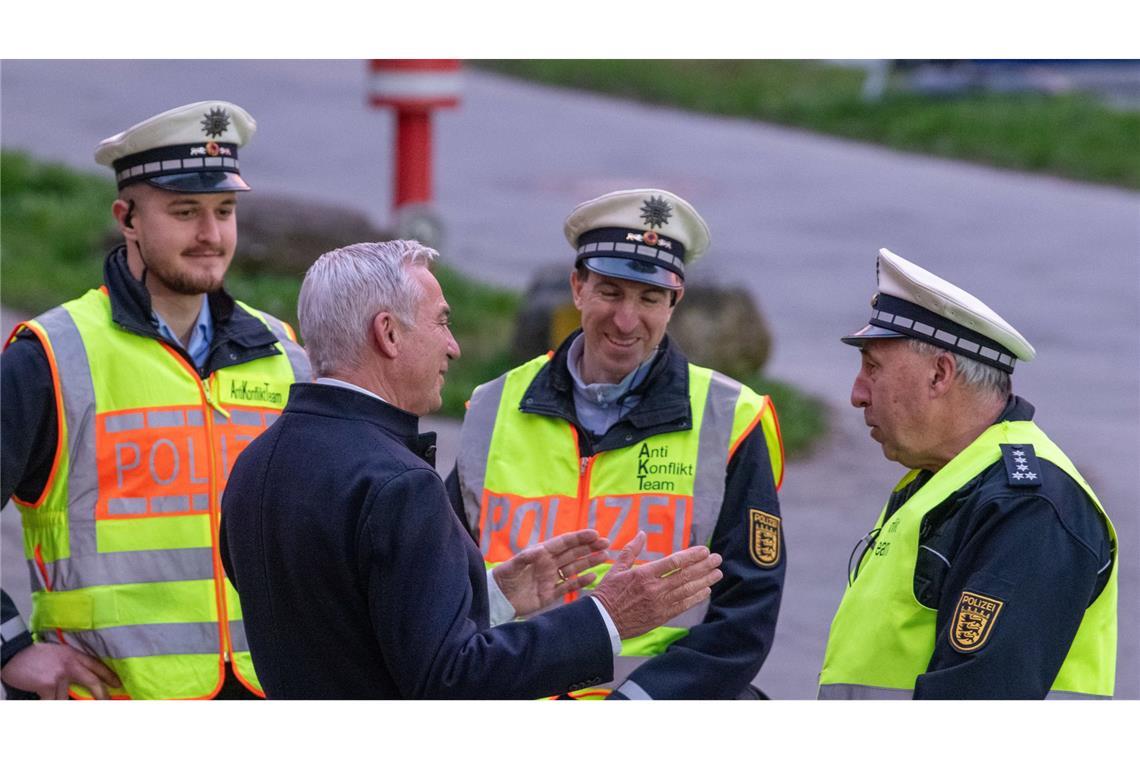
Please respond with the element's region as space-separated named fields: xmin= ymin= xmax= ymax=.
xmin=669 ymin=286 xmax=684 ymax=309
xmin=112 ymin=198 xmax=137 ymax=239
xmin=929 ymin=351 xmax=957 ymax=398
xmin=569 ymin=269 xmax=585 ymax=310
xmin=372 ymin=311 xmax=401 ymax=359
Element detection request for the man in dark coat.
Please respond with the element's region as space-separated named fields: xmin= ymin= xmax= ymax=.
xmin=220 ymin=240 xmax=723 ymax=699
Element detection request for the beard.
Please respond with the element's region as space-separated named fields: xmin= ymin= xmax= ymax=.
xmin=138 ymin=242 xmax=228 ymax=295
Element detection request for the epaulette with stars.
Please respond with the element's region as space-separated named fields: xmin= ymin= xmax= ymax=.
xmin=999 ymin=443 xmax=1043 ymax=488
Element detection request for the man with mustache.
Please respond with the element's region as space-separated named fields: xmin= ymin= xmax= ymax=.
xmin=819 ymin=248 xmax=1117 ymax=699
xmin=1 ymin=101 xmax=310 ymax=699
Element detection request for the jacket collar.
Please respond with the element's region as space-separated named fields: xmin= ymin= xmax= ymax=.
xmin=284 ymin=382 xmax=437 ymax=465
xmin=522 ymin=329 xmax=692 ymax=432
xmin=996 ymin=394 xmax=1035 ymax=424
xmin=102 ymin=246 xmax=281 ymax=373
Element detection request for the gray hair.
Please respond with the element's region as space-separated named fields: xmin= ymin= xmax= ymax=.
xmin=906 ymin=339 xmax=1011 ymax=399
xmin=298 ymin=240 xmax=439 ymax=377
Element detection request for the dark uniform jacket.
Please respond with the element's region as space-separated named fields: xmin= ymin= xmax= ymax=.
xmin=1 ymin=247 xmax=295 ymax=695
xmin=219 ymin=382 xmax=614 ymax=699
xmin=885 ymin=396 xmax=1115 ymax=698
xmin=446 ymin=332 xmax=785 ymax=699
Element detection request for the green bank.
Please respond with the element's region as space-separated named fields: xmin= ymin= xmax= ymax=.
xmin=478 ymin=60 xmax=1140 ymax=189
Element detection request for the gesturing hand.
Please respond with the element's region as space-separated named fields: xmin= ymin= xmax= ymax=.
xmin=492 ymin=528 xmax=610 ymax=617
xmin=591 ymin=531 xmax=723 ymax=640
xmin=1 ymin=641 xmax=122 ymax=699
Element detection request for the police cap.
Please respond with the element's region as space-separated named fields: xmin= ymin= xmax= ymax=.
xmin=94 ymin=100 xmax=255 ymax=193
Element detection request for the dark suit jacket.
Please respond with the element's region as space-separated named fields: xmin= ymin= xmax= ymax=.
xmin=220 ymin=382 xmax=613 ymax=699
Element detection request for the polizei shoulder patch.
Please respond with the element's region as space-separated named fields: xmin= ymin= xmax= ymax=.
xmin=950 ymin=590 xmax=1005 ymax=653
xmin=999 ymin=443 xmax=1042 ymax=488
xmin=749 ymin=509 xmax=781 ymax=568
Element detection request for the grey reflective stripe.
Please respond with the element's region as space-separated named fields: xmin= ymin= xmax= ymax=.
xmin=228 ymin=620 xmax=250 ymax=652
xmin=105 ymin=412 xmax=145 ymax=432
xmin=26 ymin=560 xmax=45 ymax=594
xmin=664 ymin=598 xmax=710 ymax=629
xmin=146 ymin=410 xmax=185 ymax=428
xmin=1046 ymin=690 xmax=1110 ymax=700
xmin=1 ymin=615 xmax=28 ymax=643
xmin=186 ymin=409 xmax=205 ymax=427
xmin=616 ymin=679 xmax=653 ymax=700
xmin=817 ymin=683 xmax=913 ymax=699
xmin=457 ymin=374 xmax=507 ymax=534
xmin=108 ymin=497 xmax=147 ymax=515
xmin=33 ymin=306 xmax=100 ymax=560
xmin=610 ymin=655 xmax=651 ymax=688
xmin=151 ymin=495 xmax=191 ymax=513
xmin=817 ymin=683 xmax=1110 ymax=699
xmin=38 ymin=548 xmax=216 ymax=588
xmin=257 ymin=310 xmax=312 ymax=383
xmin=59 ymin=622 xmax=220 ymax=659
xmin=230 ymin=409 xmax=263 ymax=427
xmin=690 ymin=370 xmax=741 ymax=548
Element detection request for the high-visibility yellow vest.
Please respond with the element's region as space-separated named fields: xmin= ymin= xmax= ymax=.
xmin=457 ymin=353 xmax=784 ymax=697
xmin=9 ymin=287 xmax=310 ymax=699
xmin=818 ymin=420 xmax=1117 ymax=699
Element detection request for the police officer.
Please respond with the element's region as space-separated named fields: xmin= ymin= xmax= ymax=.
xmin=1 ymin=101 xmax=311 ymax=699
xmin=819 ymin=248 xmax=1117 ymax=699
xmin=447 ymin=188 xmax=786 ymax=699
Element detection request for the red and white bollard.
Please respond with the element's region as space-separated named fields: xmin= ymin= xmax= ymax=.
xmin=368 ymin=59 xmax=461 ymax=247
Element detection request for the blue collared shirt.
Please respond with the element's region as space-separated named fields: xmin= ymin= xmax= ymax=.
xmin=566 ymin=333 xmax=660 ymax=437
xmin=153 ymin=296 xmax=213 ymax=370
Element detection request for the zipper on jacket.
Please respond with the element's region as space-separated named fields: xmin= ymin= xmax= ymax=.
xmin=566 ymin=425 xmax=596 ymax=602
xmin=160 ymin=346 xmax=233 ymax=668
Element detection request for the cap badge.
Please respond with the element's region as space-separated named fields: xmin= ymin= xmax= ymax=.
xmin=643 ymin=230 xmax=660 ymax=246
xmin=639 ymin=195 xmax=673 ymax=229
xmin=200 ymin=107 xmax=231 ymax=138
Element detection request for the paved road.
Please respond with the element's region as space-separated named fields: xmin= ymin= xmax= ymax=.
xmin=3 ymin=60 xmax=1137 ymax=698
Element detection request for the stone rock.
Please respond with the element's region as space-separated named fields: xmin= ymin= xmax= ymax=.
xmin=512 ymin=265 xmax=773 ymax=378
xmin=669 ymin=277 xmax=772 ymax=379
xmin=234 ymin=193 xmax=390 ymax=276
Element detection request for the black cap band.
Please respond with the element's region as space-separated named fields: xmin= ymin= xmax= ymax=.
xmin=869 ymin=293 xmax=1017 ymax=372
xmin=112 ymin=142 xmax=241 ymax=190
xmin=574 ymin=227 xmax=686 ymax=278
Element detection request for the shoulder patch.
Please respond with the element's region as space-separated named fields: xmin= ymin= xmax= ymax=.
xmin=950 ymin=590 xmax=1005 ymax=653
xmin=999 ymin=443 xmax=1042 ymax=488
xmin=749 ymin=509 xmax=781 ymax=568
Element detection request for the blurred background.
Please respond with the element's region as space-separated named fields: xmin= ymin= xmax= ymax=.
xmin=2 ymin=58 xmax=1137 ymax=699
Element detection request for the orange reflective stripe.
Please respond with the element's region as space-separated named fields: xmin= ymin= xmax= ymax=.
xmin=479 ymin=490 xmax=692 ymax=565
xmin=97 ymin=405 xmax=211 ymax=520
xmin=729 ymin=397 xmax=785 ymax=491
xmin=479 ymin=492 xmax=580 ymax=562
xmin=7 ymin=321 xmax=66 ymax=509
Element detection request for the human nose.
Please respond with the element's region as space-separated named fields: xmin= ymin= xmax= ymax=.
xmin=850 ymin=371 xmax=870 ymax=408
xmin=196 ymin=213 xmax=222 ymax=245
xmin=447 ymin=330 xmax=461 ymax=360
xmin=612 ymin=298 xmax=639 ymax=333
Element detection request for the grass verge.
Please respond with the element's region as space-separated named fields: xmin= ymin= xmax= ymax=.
xmin=476 ymin=60 xmax=1140 ymax=189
